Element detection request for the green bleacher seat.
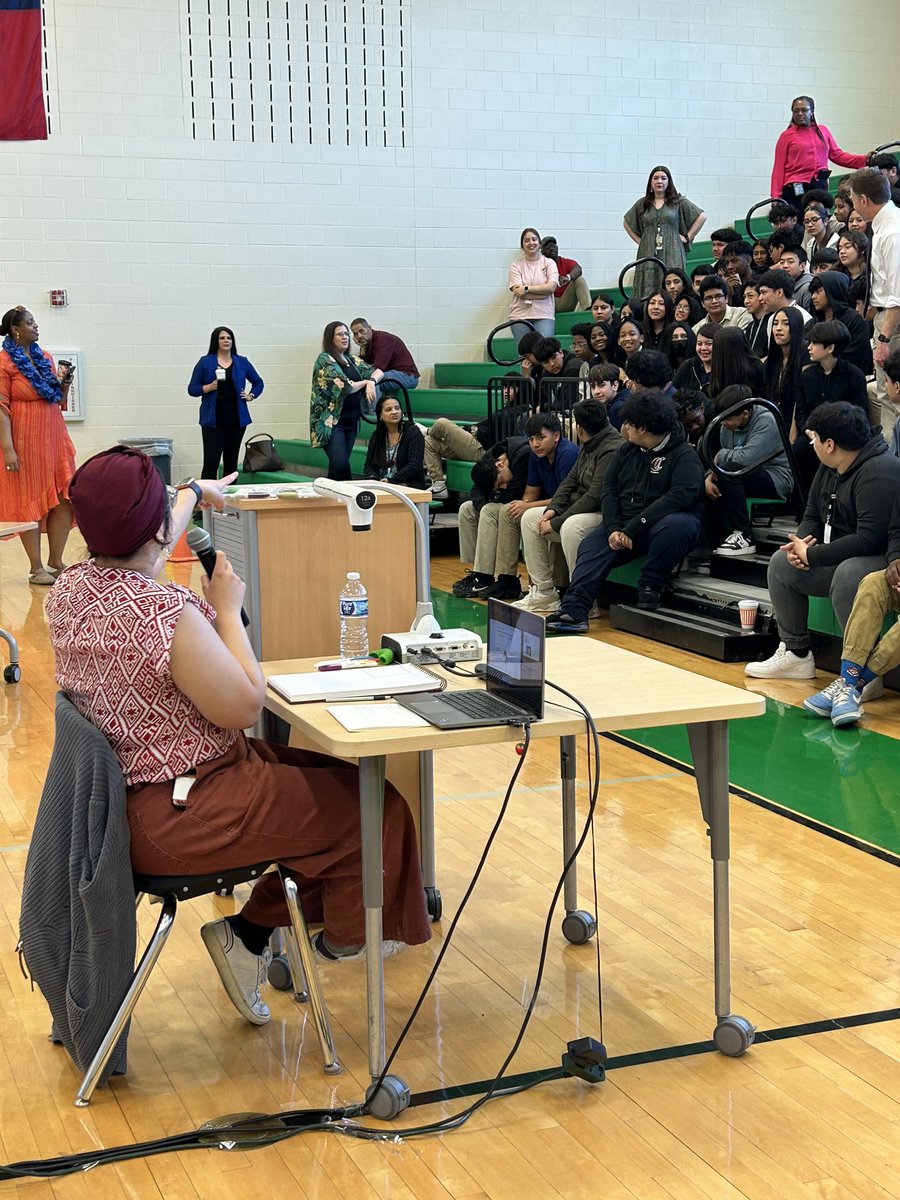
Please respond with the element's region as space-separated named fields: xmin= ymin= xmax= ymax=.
xmin=433 ymin=362 xmax=520 ymax=388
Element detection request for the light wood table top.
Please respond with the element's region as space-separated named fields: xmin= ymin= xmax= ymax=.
xmin=262 ymin=638 xmax=766 ymax=757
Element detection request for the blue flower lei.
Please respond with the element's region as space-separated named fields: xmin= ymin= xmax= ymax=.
xmin=2 ymin=335 xmax=62 ymax=404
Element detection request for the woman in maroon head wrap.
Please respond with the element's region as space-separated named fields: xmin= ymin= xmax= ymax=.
xmin=46 ymin=448 xmax=430 ymax=1029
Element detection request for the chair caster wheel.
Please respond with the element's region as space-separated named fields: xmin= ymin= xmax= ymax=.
xmin=713 ymin=1015 xmax=755 ymax=1057
xmin=562 ymin=910 xmax=597 ymax=944
xmin=3 ymin=664 xmax=20 ymax=684
xmin=267 ymin=953 xmax=293 ymax=991
xmin=216 ymin=885 xmax=235 ymax=896
xmin=425 ymin=887 xmax=442 ymax=921
xmin=365 ymin=1075 xmax=410 ymax=1120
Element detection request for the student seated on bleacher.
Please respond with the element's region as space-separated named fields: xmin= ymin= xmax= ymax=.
xmin=704 ymin=385 xmax=793 ymax=558
xmin=746 ymin=403 xmax=900 ymax=681
xmin=589 ymin=362 xmax=629 ymax=430
xmin=453 ymin=414 xmax=578 ymax=601
xmin=807 ymin=272 xmax=873 ymax=375
xmin=793 ymin=319 xmax=870 ymax=486
xmin=362 ymin=396 xmax=429 ymax=490
xmin=534 ymin=337 xmax=583 ymax=381
xmin=674 ymin=388 xmax=714 ymax=447
xmin=546 ymin=391 xmax=705 ymax=631
xmin=803 ymin=495 xmax=900 ymax=726
xmin=624 ymin=348 xmax=675 ymax=399
xmin=673 ymin=323 xmax=714 ymax=393
xmin=423 ymin=373 xmax=532 ymax=500
xmin=453 ymin=439 xmax=530 ymax=599
xmin=692 ymin=275 xmax=752 ymax=335
xmin=513 ymin=400 xmax=624 ymax=614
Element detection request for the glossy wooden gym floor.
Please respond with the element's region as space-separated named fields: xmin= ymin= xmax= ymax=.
xmin=2 ymin=538 xmax=900 ymax=1198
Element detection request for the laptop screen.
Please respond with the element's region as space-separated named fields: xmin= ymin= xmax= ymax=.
xmin=485 ymin=599 xmax=545 ymax=719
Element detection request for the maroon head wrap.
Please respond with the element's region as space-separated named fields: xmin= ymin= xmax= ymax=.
xmin=69 ymin=446 xmax=167 ymax=558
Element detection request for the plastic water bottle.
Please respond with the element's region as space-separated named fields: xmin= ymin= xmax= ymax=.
xmin=339 ymin=572 xmax=369 ymax=659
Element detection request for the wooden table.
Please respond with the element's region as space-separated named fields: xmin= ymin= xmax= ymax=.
xmin=262 ymin=637 xmax=765 ymax=1117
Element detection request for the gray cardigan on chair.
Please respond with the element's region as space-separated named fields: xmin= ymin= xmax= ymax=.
xmin=19 ymin=692 xmax=136 ymax=1083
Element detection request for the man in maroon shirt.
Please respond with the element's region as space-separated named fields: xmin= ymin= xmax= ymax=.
xmin=540 ymin=237 xmax=591 ymax=312
xmin=350 ymin=318 xmax=420 ymax=396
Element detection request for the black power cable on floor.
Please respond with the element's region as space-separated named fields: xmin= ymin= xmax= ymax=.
xmin=1 ymin=675 xmax=606 ymax=1177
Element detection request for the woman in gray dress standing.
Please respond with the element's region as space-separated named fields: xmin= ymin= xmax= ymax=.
xmin=623 ymin=166 xmax=707 ymax=302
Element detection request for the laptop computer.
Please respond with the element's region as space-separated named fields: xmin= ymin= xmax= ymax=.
xmin=396 ymin=599 xmax=545 ymax=729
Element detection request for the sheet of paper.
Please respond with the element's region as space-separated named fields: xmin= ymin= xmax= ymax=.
xmin=325 ymin=703 xmax=430 ymax=731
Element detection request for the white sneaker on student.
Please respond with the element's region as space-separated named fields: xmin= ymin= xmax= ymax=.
xmin=713 ymin=531 xmax=756 ymax=557
xmin=744 ymin=642 xmax=816 ymax=680
xmin=511 ymin=584 xmax=560 ymax=613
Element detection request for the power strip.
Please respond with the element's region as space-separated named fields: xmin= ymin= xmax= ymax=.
xmin=381 ymin=628 xmax=483 ymax=664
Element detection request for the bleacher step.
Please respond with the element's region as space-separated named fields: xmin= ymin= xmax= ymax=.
xmin=708 ymin=553 xmax=770 ymax=589
xmin=609 ymin=603 xmax=779 ymax=662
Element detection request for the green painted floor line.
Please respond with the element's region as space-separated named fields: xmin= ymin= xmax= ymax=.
xmin=431 ymin=588 xmax=900 ymax=858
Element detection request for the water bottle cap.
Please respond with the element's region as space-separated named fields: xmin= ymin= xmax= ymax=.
xmin=346 ymin=572 xmax=360 ymax=580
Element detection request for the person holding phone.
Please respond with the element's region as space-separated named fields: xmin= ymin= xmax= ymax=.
xmin=188 ymin=326 xmax=264 ymax=480
xmin=0 ymin=305 xmax=76 ymax=584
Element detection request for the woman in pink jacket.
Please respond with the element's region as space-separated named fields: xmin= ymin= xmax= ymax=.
xmin=771 ymin=96 xmax=868 ymax=210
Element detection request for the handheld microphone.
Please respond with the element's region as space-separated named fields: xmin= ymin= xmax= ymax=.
xmin=185 ymin=525 xmax=250 ymax=627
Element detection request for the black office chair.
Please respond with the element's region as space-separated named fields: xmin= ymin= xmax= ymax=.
xmin=20 ymin=694 xmax=341 ymax=1109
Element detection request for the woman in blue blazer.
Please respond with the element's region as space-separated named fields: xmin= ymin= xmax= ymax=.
xmin=188 ymin=327 xmax=264 ymax=478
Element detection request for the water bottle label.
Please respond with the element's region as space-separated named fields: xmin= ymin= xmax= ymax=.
xmin=340 ymin=598 xmax=369 ymax=618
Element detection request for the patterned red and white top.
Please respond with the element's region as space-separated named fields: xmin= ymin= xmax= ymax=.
xmin=46 ymin=561 xmax=237 ymax=786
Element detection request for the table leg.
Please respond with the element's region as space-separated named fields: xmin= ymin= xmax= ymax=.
xmin=559 ymin=735 xmax=597 ymax=945
xmin=359 ymin=754 xmax=387 ymax=1080
xmin=561 ymin=735 xmax=578 ymax=912
xmin=418 ymin=749 xmax=442 ymax=922
xmin=686 ymin=720 xmax=755 ymax=1056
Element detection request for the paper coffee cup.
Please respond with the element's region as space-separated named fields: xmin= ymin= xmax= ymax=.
xmin=215 ymin=367 xmax=226 ymax=381
xmin=738 ymin=600 xmax=758 ymax=632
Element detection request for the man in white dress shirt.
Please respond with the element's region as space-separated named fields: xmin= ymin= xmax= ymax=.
xmin=849 ymin=167 xmax=900 ymax=437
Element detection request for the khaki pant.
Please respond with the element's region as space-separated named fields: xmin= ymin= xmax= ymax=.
xmin=519 ymin=506 xmax=604 ymax=590
xmin=554 ymin=277 xmax=592 ymax=312
xmin=423 ymin=417 xmax=484 ymax=483
xmin=841 ymin=569 xmax=900 ymax=677
xmin=458 ymin=500 xmax=522 ymax=576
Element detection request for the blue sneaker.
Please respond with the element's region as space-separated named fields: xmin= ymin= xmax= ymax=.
xmin=803 ymin=678 xmax=846 ymax=719
xmin=830 ymin=682 xmax=863 ymax=728
xmin=546 ymin=612 xmax=589 ymax=634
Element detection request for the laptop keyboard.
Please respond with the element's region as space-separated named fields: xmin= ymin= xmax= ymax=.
xmin=440 ymin=690 xmax=526 ymax=719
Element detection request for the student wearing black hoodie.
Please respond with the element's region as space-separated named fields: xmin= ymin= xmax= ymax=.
xmin=807 ymin=271 xmax=873 ymax=375
xmin=746 ymin=403 xmax=900 ymax=679
xmin=546 ymin=390 xmax=704 ymax=629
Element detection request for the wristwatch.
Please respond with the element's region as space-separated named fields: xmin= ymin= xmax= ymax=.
xmin=176 ymin=477 xmax=203 ymax=507
xmin=877 ymin=334 xmax=892 ymax=344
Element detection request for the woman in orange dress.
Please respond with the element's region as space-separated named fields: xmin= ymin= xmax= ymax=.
xmin=0 ymin=307 xmax=76 ymax=585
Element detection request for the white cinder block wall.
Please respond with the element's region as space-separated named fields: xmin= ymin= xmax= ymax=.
xmin=0 ymin=0 xmax=896 ymax=480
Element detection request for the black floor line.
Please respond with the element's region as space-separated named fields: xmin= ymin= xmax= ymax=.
xmin=604 ymin=731 xmax=900 ymax=869
xmin=407 ymin=1006 xmax=900 ymax=1108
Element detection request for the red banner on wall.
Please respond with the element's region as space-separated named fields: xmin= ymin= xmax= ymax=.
xmin=0 ymin=0 xmax=47 ymax=141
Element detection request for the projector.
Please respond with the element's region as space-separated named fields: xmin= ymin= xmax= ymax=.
xmin=381 ymin=628 xmax=483 ymax=664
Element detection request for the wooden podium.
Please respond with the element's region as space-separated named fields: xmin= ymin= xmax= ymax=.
xmin=207 ymin=486 xmax=430 ymax=661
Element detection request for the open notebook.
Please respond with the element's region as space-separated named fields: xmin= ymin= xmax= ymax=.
xmin=267 ymin=662 xmax=445 ymax=704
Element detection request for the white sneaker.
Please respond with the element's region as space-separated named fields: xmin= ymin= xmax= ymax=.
xmin=861 ymin=676 xmax=884 ymax=701
xmin=511 ymin=584 xmax=560 ymax=613
xmin=714 ymin=531 xmax=756 ymax=557
xmin=430 ymin=480 xmax=449 ymax=500
xmin=201 ymin=918 xmax=271 ymax=1025
xmin=745 ymin=642 xmax=816 ymax=680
